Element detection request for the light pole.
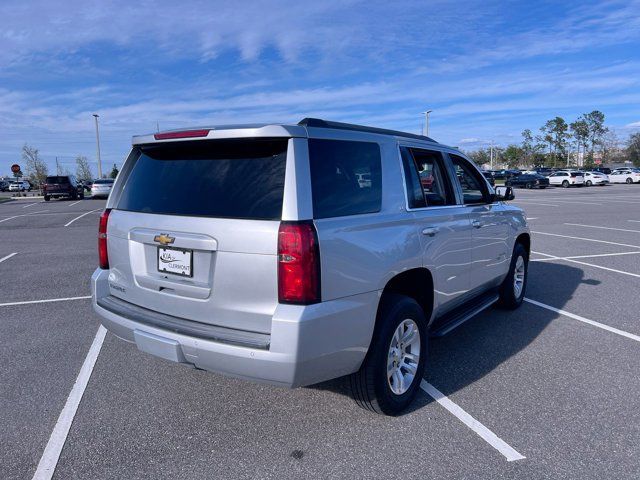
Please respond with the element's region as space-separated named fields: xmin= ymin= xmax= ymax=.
xmin=421 ymin=110 xmax=433 ymax=137
xmin=93 ymin=114 xmax=102 ymax=178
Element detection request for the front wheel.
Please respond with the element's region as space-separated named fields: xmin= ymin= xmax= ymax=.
xmin=44 ymin=195 xmax=50 ymax=202
xmin=348 ymin=294 xmax=427 ymax=415
xmin=525 ymin=182 xmax=533 ymax=189
xmin=498 ymin=243 xmax=528 ymax=309
xmin=586 ymin=180 xmax=592 ymax=187
xmin=627 ymin=178 xmax=633 ymax=184
xmin=562 ymin=180 xmax=570 ymax=188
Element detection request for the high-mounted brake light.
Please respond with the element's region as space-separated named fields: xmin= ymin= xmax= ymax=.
xmin=154 ymin=129 xmax=210 ymax=140
xmin=98 ymin=208 xmax=112 ymax=269
xmin=278 ymin=222 xmax=321 ymax=304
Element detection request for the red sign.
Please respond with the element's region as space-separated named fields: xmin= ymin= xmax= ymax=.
xmin=11 ymin=164 xmax=20 ymax=173
xmin=594 ymin=159 xmax=602 ymax=165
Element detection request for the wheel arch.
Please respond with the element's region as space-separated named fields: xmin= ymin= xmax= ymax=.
xmin=377 ymin=268 xmax=434 ymax=326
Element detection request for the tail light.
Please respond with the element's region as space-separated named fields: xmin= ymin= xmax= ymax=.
xmin=278 ymin=221 xmax=320 ymax=304
xmin=98 ymin=208 xmax=112 ymax=269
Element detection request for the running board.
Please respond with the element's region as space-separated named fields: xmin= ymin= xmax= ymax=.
xmin=430 ymin=293 xmax=499 ymax=337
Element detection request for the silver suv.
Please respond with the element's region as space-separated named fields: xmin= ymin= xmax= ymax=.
xmin=92 ymin=119 xmax=530 ymax=415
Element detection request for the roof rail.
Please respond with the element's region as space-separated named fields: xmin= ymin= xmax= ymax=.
xmin=298 ymin=118 xmax=437 ymax=143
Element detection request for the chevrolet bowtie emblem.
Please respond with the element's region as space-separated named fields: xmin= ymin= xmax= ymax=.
xmin=154 ymin=233 xmax=175 ymax=246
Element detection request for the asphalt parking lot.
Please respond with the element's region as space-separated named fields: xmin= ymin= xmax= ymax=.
xmin=2 ymin=186 xmax=640 ymax=480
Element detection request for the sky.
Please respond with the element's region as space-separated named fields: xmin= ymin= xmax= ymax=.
xmin=1 ymin=0 xmax=639 ymax=176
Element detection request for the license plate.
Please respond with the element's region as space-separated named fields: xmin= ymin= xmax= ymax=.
xmin=157 ymin=246 xmax=193 ymax=277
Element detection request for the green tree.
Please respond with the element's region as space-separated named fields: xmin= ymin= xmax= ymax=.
xmin=22 ymin=144 xmax=48 ymax=186
xmin=628 ymin=133 xmax=640 ymax=167
xmin=540 ymin=117 xmax=569 ymax=166
xmin=110 ymin=164 xmax=119 ymax=179
xmin=582 ymin=110 xmax=608 ymax=161
xmin=569 ymin=119 xmax=589 ymax=166
xmin=503 ymin=144 xmax=524 ymax=168
xmin=521 ymin=129 xmax=544 ymax=166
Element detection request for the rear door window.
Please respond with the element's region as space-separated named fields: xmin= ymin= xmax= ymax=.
xmin=308 ymin=139 xmax=382 ymax=219
xmin=46 ymin=176 xmax=70 ymax=184
xmin=400 ymin=147 xmax=454 ymax=207
xmin=117 ymin=139 xmax=288 ymax=220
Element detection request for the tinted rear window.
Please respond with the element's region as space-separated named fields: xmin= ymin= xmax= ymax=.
xmin=308 ymin=139 xmax=382 ymax=219
xmin=94 ymin=179 xmax=114 ymax=185
xmin=117 ymin=139 xmax=288 ymax=220
xmin=46 ymin=176 xmax=70 ymax=184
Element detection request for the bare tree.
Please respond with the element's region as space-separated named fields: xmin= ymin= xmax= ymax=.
xmin=75 ymin=155 xmax=94 ymax=181
xmin=22 ymin=144 xmax=48 ymax=185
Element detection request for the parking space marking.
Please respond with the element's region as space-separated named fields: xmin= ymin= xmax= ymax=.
xmin=22 ymin=202 xmax=40 ymax=208
xmin=0 ymin=252 xmax=18 ymax=264
xmin=0 ymin=296 xmax=91 ymax=307
xmin=513 ymin=201 xmax=560 ymax=207
xmin=32 ymin=326 xmax=107 ymax=480
xmin=68 ymin=200 xmax=83 ymax=207
xmin=532 ymin=231 xmax=640 ymax=249
xmin=531 ymin=251 xmax=640 ymax=278
xmin=629 ymin=220 xmax=640 ymax=223
xmin=64 ymin=208 xmax=102 ymax=227
xmin=420 ymin=381 xmax=525 ymax=462
xmin=564 ymin=223 xmax=640 ymax=234
xmin=0 ymin=210 xmax=50 ymax=223
xmin=524 ymin=298 xmax=640 ymax=343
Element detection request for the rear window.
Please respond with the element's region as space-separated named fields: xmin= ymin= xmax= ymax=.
xmin=308 ymin=139 xmax=382 ymax=219
xmin=93 ymin=179 xmax=114 ymax=185
xmin=117 ymin=139 xmax=288 ymax=220
xmin=46 ymin=176 xmax=70 ymax=184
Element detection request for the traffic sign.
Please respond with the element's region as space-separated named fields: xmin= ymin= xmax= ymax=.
xmin=11 ymin=164 xmax=20 ymax=173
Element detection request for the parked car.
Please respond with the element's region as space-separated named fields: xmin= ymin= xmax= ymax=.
xmin=548 ymin=171 xmax=585 ymax=188
xmin=583 ymin=171 xmax=609 ymax=186
xmin=0 ymin=180 xmax=10 ymax=192
xmin=535 ymin=167 xmax=554 ymax=176
xmin=505 ymin=173 xmax=549 ymax=189
xmin=91 ymin=179 xmax=115 ymax=198
xmin=609 ymin=169 xmax=640 ymax=184
xmin=42 ymin=175 xmax=84 ymax=201
xmin=492 ymin=169 xmax=521 ymax=180
xmin=78 ymin=180 xmax=93 ymax=192
xmin=91 ymin=119 xmax=530 ymax=415
xmin=482 ymin=171 xmax=495 ymax=187
xmin=593 ymin=167 xmax=611 ymax=175
xmin=9 ymin=181 xmax=31 ymax=192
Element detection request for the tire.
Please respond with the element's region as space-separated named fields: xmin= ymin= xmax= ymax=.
xmin=71 ymin=192 xmax=78 ymax=200
xmin=586 ymin=180 xmax=592 ymax=187
xmin=505 ymin=181 xmax=511 ymax=187
xmin=348 ymin=294 xmax=428 ymax=416
xmin=562 ymin=180 xmax=570 ymax=188
xmin=79 ymin=192 xmax=85 ymax=200
xmin=44 ymin=195 xmax=50 ymax=202
xmin=626 ymin=178 xmax=633 ymax=184
xmin=525 ymin=182 xmax=533 ymax=189
xmin=498 ymin=243 xmax=528 ymax=309
xmin=539 ymin=186 xmax=546 ymax=189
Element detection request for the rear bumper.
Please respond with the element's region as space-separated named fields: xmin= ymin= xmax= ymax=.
xmin=91 ymin=269 xmax=378 ymax=387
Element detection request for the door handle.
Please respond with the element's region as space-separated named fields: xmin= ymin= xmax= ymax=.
xmin=422 ymin=227 xmax=438 ymax=237
xmin=472 ymin=220 xmax=482 ymax=229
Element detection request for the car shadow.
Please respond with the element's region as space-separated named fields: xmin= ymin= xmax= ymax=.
xmin=308 ymin=261 xmax=593 ymax=415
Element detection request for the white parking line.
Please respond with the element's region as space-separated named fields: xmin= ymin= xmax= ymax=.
xmin=420 ymin=381 xmax=525 ymax=462
xmin=0 ymin=210 xmax=50 ymax=224
xmin=22 ymin=202 xmax=40 ymax=208
xmin=564 ymin=223 xmax=640 ymax=234
xmin=629 ymin=220 xmax=640 ymax=223
xmin=531 ymin=251 xmax=640 ymax=278
xmin=64 ymin=208 xmax=101 ymax=227
xmin=0 ymin=252 xmax=18 ymax=264
xmin=0 ymin=296 xmax=91 ymax=307
xmin=532 ymin=231 xmax=640 ymax=249
xmin=32 ymin=326 xmax=107 ymax=480
xmin=524 ymin=298 xmax=640 ymax=343
xmin=514 ymin=201 xmax=560 ymax=207
xmin=68 ymin=200 xmax=83 ymax=207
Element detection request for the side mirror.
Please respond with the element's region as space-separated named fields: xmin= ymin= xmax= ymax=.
xmin=494 ymin=185 xmax=515 ymax=201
